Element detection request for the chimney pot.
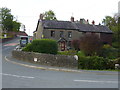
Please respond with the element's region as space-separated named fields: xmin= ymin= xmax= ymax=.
xmin=80 ymin=18 xmax=84 ymax=24
xmin=87 ymin=19 xmax=89 ymax=24
xmin=39 ymin=14 xmax=44 ymax=20
xmin=92 ymin=20 xmax=95 ymax=25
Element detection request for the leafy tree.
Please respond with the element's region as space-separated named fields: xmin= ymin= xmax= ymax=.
xmin=102 ymin=16 xmax=117 ymax=29
xmin=43 ymin=10 xmax=57 ymax=20
xmin=102 ymin=15 xmax=119 ymax=48
xmin=0 ymin=7 xmax=21 ymax=32
xmin=12 ymin=21 xmax=21 ymax=32
xmin=0 ymin=7 xmax=13 ymax=32
xmin=80 ymin=34 xmax=102 ymax=56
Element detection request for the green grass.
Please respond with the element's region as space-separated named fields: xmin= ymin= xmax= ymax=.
xmin=58 ymin=50 xmax=77 ymax=55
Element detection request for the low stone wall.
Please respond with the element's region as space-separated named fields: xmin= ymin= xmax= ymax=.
xmin=12 ymin=50 xmax=78 ymax=69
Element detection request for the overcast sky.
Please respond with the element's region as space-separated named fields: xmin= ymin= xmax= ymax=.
xmin=1 ymin=0 xmax=120 ymax=36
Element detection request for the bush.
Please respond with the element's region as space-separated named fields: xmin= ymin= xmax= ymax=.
xmin=71 ymin=40 xmax=80 ymax=51
xmin=100 ymin=44 xmax=118 ymax=59
xmin=80 ymin=34 xmax=102 ymax=56
xmin=77 ymin=51 xmax=85 ymax=57
xmin=78 ymin=55 xmax=110 ymax=70
xmin=22 ymin=39 xmax=58 ymax=54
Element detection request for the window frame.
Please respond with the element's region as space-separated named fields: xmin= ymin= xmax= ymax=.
xmin=60 ymin=31 xmax=64 ymax=37
xmin=68 ymin=31 xmax=72 ymax=38
xmin=51 ymin=30 xmax=55 ymax=37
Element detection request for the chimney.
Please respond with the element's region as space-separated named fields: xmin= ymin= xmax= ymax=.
xmin=99 ymin=23 xmax=101 ymax=25
xmin=71 ymin=16 xmax=74 ymax=22
xmin=87 ymin=19 xmax=89 ymax=24
xmin=39 ymin=14 xmax=44 ymax=20
xmin=92 ymin=20 xmax=95 ymax=25
xmin=80 ymin=19 xmax=84 ymax=24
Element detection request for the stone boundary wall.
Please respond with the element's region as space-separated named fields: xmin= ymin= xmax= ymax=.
xmin=12 ymin=50 xmax=78 ymax=69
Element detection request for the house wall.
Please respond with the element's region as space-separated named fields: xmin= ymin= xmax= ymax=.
xmin=43 ymin=29 xmax=83 ymax=41
xmin=36 ymin=21 xmax=43 ymax=39
xmin=100 ymin=33 xmax=112 ymax=45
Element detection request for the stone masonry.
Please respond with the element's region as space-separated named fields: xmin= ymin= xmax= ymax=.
xmin=12 ymin=50 xmax=78 ymax=69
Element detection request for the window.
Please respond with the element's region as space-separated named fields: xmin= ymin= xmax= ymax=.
xmin=60 ymin=31 xmax=64 ymax=37
xmin=51 ymin=31 xmax=55 ymax=37
xmin=67 ymin=41 xmax=72 ymax=50
xmin=68 ymin=31 xmax=72 ymax=38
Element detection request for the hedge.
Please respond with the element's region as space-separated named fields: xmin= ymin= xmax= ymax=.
xmin=78 ymin=56 xmax=111 ymax=70
xmin=22 ymin=39 xmax=58 ymax=54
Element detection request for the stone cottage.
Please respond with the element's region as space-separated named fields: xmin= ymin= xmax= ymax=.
xmin=33 ymin=14 xmax=113 ymax=51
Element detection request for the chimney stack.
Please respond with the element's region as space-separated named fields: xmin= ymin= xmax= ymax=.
xmin=87 ymin=19 xmax=89 ymax=24
xmin=71 ymin=16 xmax=74 ymax=22
xmin=39 ymin=14 xmax=44 ymax=20
xmin=80 ymin=19 xmax=84 ymax=24
xmin=92 ymin=20 xmax=95 ymax=25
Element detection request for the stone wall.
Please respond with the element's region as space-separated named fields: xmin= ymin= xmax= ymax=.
xmin=12 ymin=50 xmax=78 ymax=69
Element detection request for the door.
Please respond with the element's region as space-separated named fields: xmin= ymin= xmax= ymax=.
xmin=61 ymin=41 xmax=65 ymax=51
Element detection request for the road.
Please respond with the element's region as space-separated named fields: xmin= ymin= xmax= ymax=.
xmin=1 ymin=38 xmax=118 ymax=88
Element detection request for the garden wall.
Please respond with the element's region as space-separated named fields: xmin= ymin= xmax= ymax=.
xmin=12 ymin=50 xmax=78 ymax=69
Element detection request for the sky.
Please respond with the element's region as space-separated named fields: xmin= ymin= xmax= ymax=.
xmin=1 ymin=0 xmax=120 ymax=36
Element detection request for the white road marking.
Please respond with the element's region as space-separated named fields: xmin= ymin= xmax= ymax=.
xmin=74 ymin=80 xmax=118 ymax=83
xmin=0 ymin=73 xmax=35 ymax=79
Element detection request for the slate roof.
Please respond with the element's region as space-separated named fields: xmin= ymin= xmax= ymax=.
xmin=37 ymin=20 xmax=113 ymax=33
xmin=42 ymin=20 xmax=77 ymax=30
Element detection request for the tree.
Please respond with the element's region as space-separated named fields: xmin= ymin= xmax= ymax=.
xmin=0 ymin=7 xmax=21 ymax=32
xmin=102 ymin=16 xmax=117 ymax=29
xmin=102 ymin=15 xmax=119 ymax=48
xmin=0 ymin=7 xmax=13 ymax=32
xmin=118 ymin=17 xmax=120 ymax=57
xmin=43 ymin=10 xmax=57 ymax=20
xmin=12 ymin=21 xmax=21 ymax=32
xmin=71 ymin=40 xmax=80 ymax=51
xmin=80 ymin=34 xmax=102 ymax=56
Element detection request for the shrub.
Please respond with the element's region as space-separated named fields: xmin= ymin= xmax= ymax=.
xmin=100 ymin=44 xmax=118 ymax=59
xmin=77 ymin=51 xmax=85 ymax=57
xmin=80 ymin=34 xmax=102 ymax=56
xmin=78 ymin=55 xmax=110 ymax=70
xmin=71 ymin=40 xmax=80 ymax=51
xmin=22 ymin=43 xmax=33 ymax=52
xmin=22 ymin=39 xmax=58 ymax=54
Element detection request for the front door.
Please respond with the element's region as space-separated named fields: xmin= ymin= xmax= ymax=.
xmin=61 ymin=41 xmax=65 ymax=51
